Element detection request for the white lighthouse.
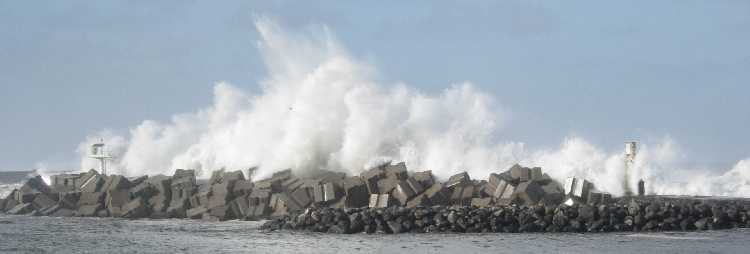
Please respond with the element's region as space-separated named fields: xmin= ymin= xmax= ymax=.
xmin=623 ymin=141 xmax=638 ymax=196
xmin=90 ymin=139 xmax=112 ymax=175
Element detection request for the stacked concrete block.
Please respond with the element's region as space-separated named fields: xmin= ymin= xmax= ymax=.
xmin=145 ymin=175 xmax=172 ymax=216
xmin=423 ymin=183 xmax=450 ymax=206
xmin=7 ymin=203 xmax=33 ymax=215
xmin=106 ymin=190 xmax=130 ymax=217
xmin=77 ymin=192 xmax=105 ymax=216
xmin=368 ymin=194 xmax=393 ymax=208
xmin=412 ymin=171 xmax=434 ymax=190
xmin=101 ymin=175 xmax=133 ymax=192
xmin=512 ymin=181 xmax=545 ymax=206
xmin=50 ymin=174 xmax=80 ymax=193
xmin=15 ymin=176 xmax=50 ymax=203
xmin=446 ymin=172 xmax=470 ymax=188
xmin=384 ymin=162 xmax=408 ymax=180
xmin=564 ymin=177 xmax=593 ymax=203
xmin=450 ymin=185 xmax=474 ymax=206
xmin=30 ymin=193 xmax=56 ymax=211
xmin=360 ymin=166 xmax=385 ymax=195
xmin=406 ymin=178 xmax=425 ymax=195
xmin=77 ymin=170 xmax=105 ymax=193
xmin=495 ymin=184 xmax=516 ymax=205
xmin=342 ymin=177 xmax=369 ymax=208
xmin=229 ymin=194 xmax=251 ymax=219
xmin=405 ymin=193 xmax=432 ymax=208
xmin=509 ymin=164 xmax=531 ymax=182
xmin=167 ymin=169 xmax=197 ymax=218
xmin=393 ymin=181 xmax=417 ymax=206
xmin=376 ymin=177 xmax=398 ymax=194
xmin=471 ymin=197 xmax=493 ymax=207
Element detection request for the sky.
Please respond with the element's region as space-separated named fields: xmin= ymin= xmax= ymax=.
xmin=0 ymin=0 xmax=749 ymax=172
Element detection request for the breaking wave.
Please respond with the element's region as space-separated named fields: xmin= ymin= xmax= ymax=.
xmin=72 ymin=17 xmax=749 ymax=197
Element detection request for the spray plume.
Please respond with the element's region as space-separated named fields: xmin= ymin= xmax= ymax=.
xmin=73 ymin=18 xmax=750 ymax=198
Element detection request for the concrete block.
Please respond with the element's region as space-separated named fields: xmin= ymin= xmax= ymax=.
xmin=471 ymin=197 xmax=493 ymax=207
xmin=3 ymin=198 xmax=19 ymax=213
xmin=491 ymin=179 xmax=509 ymax=199
xmin=323 ymin=182 xmax=342 ymax=202
xmin=232 ymin=179 xmax=255 ymax=196
xmin=78 ymin=171 xmax=105 ymax=193
xmin=423 ymin=183 xmax=449 ymax=205
xmin=509 ymin=164 xmax=531 ymax=182
xmin=78 ymin=192 xmax=105 ymax=206
xmin=289 ymin=187 xmax=312 ymax=209
xmin=106 ymin=190 xmax=130 ymax=217
xmin=368 ymin=194 xmax=380 ymax=208
xmin=530 ymin=167 xmax=543 ymax=180
xmin=229 ymin=195 xmax=251 ymax=219
xmin=376 ymin=194 xmax=393 ymax=208
xmin=50 ymin=208 xmax=74 ymax=217
xmin=187 ymin=206 xmax=209 ymax=219
xmin=0 ymin=198 xmax=6 ymax=212
xmin=541 ymin=184 xmax=564 ymax=206
xmin=312 ymin=170 xmax=346 ymax=183
xmin=129 ymin=175 xmax=148 ymax=187
xmin=601 ymin=193 xmax=611 ymax=204
xmin=7 ymin=203 xmax=33 ymax=215
xmin=57 ymin=192 xmax=80 ymax=209
xmin=450 ymin=185 xmax=474 ymax=206
xmin=130 ymin=182 xmax=157 ymax=200
xmin=567 ymin=178 xmax=593 ymax=202
xmin=39 ymin=203 xmax=63 ymax=216
xmin=393 ymin=181 xmax=416 ymax=205
xmin=121 ymin=197 xmax=148 ymax=218
xmin=102 ymin=175 xmax=133 ymax=192
xmin=31 ymin=194 xmax=56 ymax=210
xmin=342 ymin=177 xmax=369 ymax=208
xmin=166 ymin=198 xmax=189 ymax=218
xmin=377 ymin=177 xmax=397 ymax=194
xmin=50 ymin=174 xmax=80 ymax=193
xmin=251 ymin=204 xmax=271 ymax=218
xmin=208 ymin=205 xmax=233 ymax=220
xmin=77 ymin=204 xmax=101 ymax=217
xmin=208 ymin=182 xmax=231 ymax=209
xmin=495 ymin=184 xmax=516 ymax=205
xmin=412 ymin=171 xmax=435 ymax=188
xmin=281 ymin=178 xmax=302 ymax=192
xmin=385 ymin=162 xmax=408 ymax=180
xmin=446 ymin=172 xmax=470 ymax=188
xmin=312 ymin=184 xmax=325 ymax=203
xmin=406 ymin=178 xmax=425 ymax=195
xmin=587 ymin=191 xmax=603 ymax=205
xmin=360 ymin=166 xmax=385 ymax=194
xmin=16 ymin=176 xmax=51 ymax=203
xmin=512 ymin=181 xmax=545 ymax=206
xmin=406 ymin=193 xmax=432 ymax=208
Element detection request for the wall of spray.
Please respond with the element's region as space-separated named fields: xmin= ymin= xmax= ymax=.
xmin=74 ymin=18 xmax=750 ymax=197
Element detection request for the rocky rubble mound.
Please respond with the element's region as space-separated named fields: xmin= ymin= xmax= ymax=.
xmin=260 ymin=198 xmax=750 ymax=233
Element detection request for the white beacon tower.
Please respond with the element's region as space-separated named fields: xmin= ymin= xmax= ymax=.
xmin=90 ymin=139 xmax=112 ymax=175
xmin=623 ymin=141 xmax=638 ymax=196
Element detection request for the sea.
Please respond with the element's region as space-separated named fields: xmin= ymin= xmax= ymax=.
xmin=2 ymin=172 xmax=749 ymax=254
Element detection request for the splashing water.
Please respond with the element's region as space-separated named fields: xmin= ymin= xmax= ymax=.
xmin=71 ymin=18 xmax=749 ymax=198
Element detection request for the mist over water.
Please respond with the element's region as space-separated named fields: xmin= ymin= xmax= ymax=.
xmin=69 ymin=18 xmax=749 ymax=198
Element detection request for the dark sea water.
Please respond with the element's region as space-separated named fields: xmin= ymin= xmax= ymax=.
xmin=1 ymin=214 xmax=748 ymax=254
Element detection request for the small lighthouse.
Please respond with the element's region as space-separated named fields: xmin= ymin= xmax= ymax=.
xmin=90 ymin=138 xmax=112 ymax=175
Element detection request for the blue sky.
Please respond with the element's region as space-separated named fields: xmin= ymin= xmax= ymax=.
xmin=0 ymin=1 xmax=749 ymax=171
